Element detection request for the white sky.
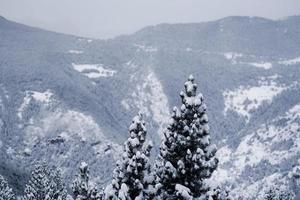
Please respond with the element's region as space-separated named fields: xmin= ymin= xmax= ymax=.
xmin=0 ymin=0 xmax=299 ymax=39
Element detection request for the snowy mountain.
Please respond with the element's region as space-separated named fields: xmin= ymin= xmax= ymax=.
xmin=0 ymin=15 xmax=300 ymax=198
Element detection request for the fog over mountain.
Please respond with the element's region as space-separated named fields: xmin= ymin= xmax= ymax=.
xmin=0 ymin=15 xmax=300 ymax=199
xmin=1 ymin=0 xmax=300 ymax=38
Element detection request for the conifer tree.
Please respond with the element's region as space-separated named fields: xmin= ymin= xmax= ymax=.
xmin=46 ymin=169 xmax=68 ymax=200
xmin=23 ymin=163 xmax=51 ymax=200
xmin=262 ymin=185 xmax=295 ymax=200
xmin=104 ymin=113 xmax=154 ymax=200
xmin=155 ymin=75 xmax=218 ymax=199
xmin=72 ymin=162 xmax=101 ymax=200
xmin=24 ymin=163 xmax=68 ymax=200
xmin=209 ymin=186 xmax=232 ymax=200
xmin=0 ymin=175 xmax=15 ymax=200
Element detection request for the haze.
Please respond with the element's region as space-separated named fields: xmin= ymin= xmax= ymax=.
xmin=0 ymin=0 xmax=299 ymax=39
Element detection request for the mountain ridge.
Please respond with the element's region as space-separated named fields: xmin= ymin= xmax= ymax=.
xmin=0 ymin=15 xmax=299 ymax=199
xmin=1 ymin=14 xmax=300 ymax=40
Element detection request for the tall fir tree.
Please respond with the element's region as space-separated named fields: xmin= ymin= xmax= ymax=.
xmin=23 ymin=163 xmax=51 ymax=200
xmin=72 ymin=162 xmax=102 ymax=200
xmin=0 ymin=175 xmax=15 ymax=200
xmin=155 ymin=75 xmax=218 ymax=199
xmin=104 ymin=113 xmax=154 ymax=200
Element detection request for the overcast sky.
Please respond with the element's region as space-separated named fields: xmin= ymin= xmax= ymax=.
xmin=0 ymin=0 xmax=299 ymax=39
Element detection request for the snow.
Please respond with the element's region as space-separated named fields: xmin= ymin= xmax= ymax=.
xmin=175 ymin=184 xmax=192 ymax=199
xmin=231 ymin=173 xmax=289 ymax=199
xmin=0 ymin=85 xmax=9 ymax=100
xmin=6 ymin=147 xmax=15 ymax=155
xmin=232 ymin=105 xmax=300 ymax=170
xmin=223 ymin=78 xmax=288 ymax=121
xmin=289 ymin=160 xmax=300 ymax=181
xmin=209 ymin=168 xmax=232 ymax=187
xmin=289 ymin=104 xmax=300 ymax=117
xmin=213 ymin=104 xmax=300 ymax=199
xmin=17 ymin=94 xmax=31 ymax=119
xmin=134 ymin=44 xmax=158 ymax=53
xmin=130 ymin=70 xmax=171 ymax=137
xmin=72 ymin=63 xmax=117 ymax=78
xmin=248 ymin=62 xmax=272 ymax=69
xmin=17 ymin=90 xmax=53 ymax=119
xmin=80 ymin=162 xmax=88 ymax=170
xmin=223 ymin=52 xmax=273 ymax=69
xmin=0 ymin=98 xmax=3 ymax=111
xmin=233 ymin=134 xmax=269 ymax=174
xmin=279 ymin=56 xmax=300 ymax=65
xmin=146 ymin=72 xmax=171 ymax=135
xmin=78 ymin=38 xmax=93 ymax=43
xmin=31 ymin=90 xmax=53 ymax=103
xmin=119 ymin=183 xmax=129 ymax=200
xmin=121 ymin=100 xmax=130 ymax=110
xmin=23 ymin=147 xmax=32 ymax=155
xmin=223 ymin=52 xmax=243 ymax=64
xmin=23 ymin=100 xmax=122 ymax=160
xmin=125 ymin=60 xmax=137 ymax=69
xmin=218 ymin=102 xmax=300 ymax=185
xmin=128 ymin=137 xmax=140 ymax=147
xmin=68 ymin=50 xmax=83 ymax=54
xmin=216 ymin=145 xmax=232 ymax=165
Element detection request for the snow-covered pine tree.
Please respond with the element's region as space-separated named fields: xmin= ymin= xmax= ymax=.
xmin=46 ymin=169 xmax=67 ymax=200
xmin=155 ymin=75 xmax=218 ymax=199
xmin=72 ymin=162 xmax=101 ymax=200
xmin=104 ymin=113 xmax=154 ymax=200
xmin=24 ymin=163 xmax=68 ymax=200
xmin=208 ymin=186 xmax=232 ymax=200
xmin=23 ymin=163 xmax=51 ymax=200
xmin=89 ymin=187 xmax=103 ymax=200
xmin=72 ymin=162 xmax=89 ymax=199
xmin=0 ymin=175 xmax=15 ymax=200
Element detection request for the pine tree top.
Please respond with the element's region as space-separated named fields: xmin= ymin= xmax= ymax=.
xmin=157 ymin=75 xmax=218 ymax=198
xmin=79 ymin=162 xmax=88 ymax=173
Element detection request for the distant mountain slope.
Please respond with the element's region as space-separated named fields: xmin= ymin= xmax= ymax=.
xmin=0 ymin=15 xmax=300 ymax=198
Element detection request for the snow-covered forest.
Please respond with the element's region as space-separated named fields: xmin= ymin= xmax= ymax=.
xmin=1 ymin=76 xmax=297 ymax=200
xmin=1 ymin=6 xmax=300 ymax=199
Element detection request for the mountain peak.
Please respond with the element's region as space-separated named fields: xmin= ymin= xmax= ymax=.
xmin=218 ymin=15 xmax=274 ymax=23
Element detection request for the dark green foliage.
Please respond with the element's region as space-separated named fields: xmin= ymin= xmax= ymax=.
xmin=104 ymin=114 xmax=154 ymax=200
xmin=0 ymin=175 xmax=15 ymax=200
xmin=23 ymin=163 xmax=67 ymax=200
xmin=155 ymin=75 xmax=218 ymax=199
xmin=72 ymin=162 xmax=102 ymax=200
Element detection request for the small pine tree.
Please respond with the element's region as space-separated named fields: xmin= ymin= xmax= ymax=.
xmin=72 ymin=162 xmax=89 ymax=199
xmin=24 ymin=163 xmax=51 ymax=200
xmin=104 ymin=113 xmax=153 ymax=200
xmin=24 ymin=163 xmax=68 ymax=200
xmin=72 ymin=162 xmax=101 ymax=200
xmin=46 ymin=169 xmax=68 ymax=200
xmin=0 ymin=175 xmax=15 ymax=200
xmin=155 ymin=75 xmax=218 ymax=199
